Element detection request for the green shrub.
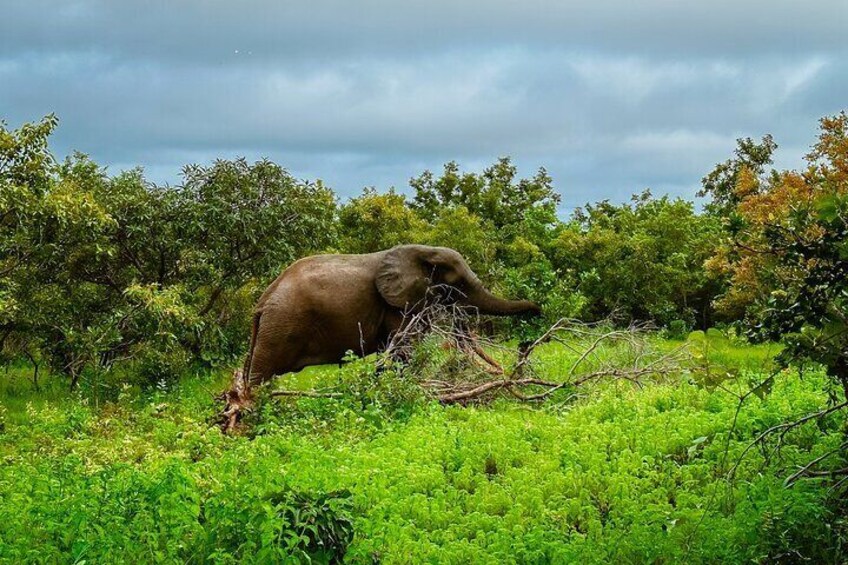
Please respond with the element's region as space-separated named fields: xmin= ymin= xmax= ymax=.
xmin=131 ymin=347 xmax=190 ymax=390
xmin=246 ymin=354 xmax=426 ymax=437
xmin=665 ymin=319 xmax=691 ymax=339
xmin=259 ymin=488 xmax=354 ymax=563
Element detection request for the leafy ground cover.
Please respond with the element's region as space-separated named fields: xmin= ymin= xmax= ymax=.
xmin=0 ymin=334 xmax=845 ymax=563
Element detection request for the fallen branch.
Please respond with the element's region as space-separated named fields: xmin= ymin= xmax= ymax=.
xmin=785 ymin=442 xmax=848 ymax=486
xmin=727 ymin=399 xmax=848 ymax=481
xmin=218 ymin=302 xmax=690 ymax=429
xmin=217 ymin=368 xmax=252 ymax=433
xmin=270 ymin=389 xmax=344 ymax=399
xmin=435 ymin=377 xmax=559 ymax=404
xmin=411 ymin=314 xmax=687 ymax=404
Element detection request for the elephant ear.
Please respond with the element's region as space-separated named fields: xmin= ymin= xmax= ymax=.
xmin=376 ymin=245 xmax=438 ymax=309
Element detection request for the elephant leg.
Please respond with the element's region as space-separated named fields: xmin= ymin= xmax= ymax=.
xmin=220 ymin=320 xmax=298 ymax=433
xmin=377 ymin=310 xmax=415 ymax=369
xmin=243 ymin=343 xmax=279 ymax=389
xmin=242 ymin=308 xmax=309 ymax=389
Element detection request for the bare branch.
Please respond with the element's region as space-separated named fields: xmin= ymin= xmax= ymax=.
xmin=727 ymin=399 xmax=848 ymax=481
xmin=391 ymin=307 xmax=688 ymax=405
xmin=270 ymin=389 xmax=344 ymax=399
xmin=785 ymin=441 xmax=848 ymax=486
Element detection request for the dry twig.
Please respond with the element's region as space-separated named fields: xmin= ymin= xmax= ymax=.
xmin=218 ymin=298 xmax=691 ymax=432
xmin=384 ymin=302 xmax=688 ymax=404
xmin=727 ymin=399 xmax=848 ymax=482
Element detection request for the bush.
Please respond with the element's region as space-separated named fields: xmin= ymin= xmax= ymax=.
xmin=245 ymin=354 xmax=426 ymax=437
xmin=259 ymin=488 xmax=354 ymax=563
xmin=665 ymin=319 xmax=691 ymax=339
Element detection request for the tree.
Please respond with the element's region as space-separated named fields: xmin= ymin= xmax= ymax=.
xmin=0 ymin=114 xmax=60 ymax=325
xmin=179 ymin=158 xmax=337 ymax=315
xmin=410 ymin=157 xmax=560 ymax=232
xmin=337 ymin=188 xmax=423 ymax=254
xmin=707 ymin=113 xmax=848 ymax=398
xmin=2 ymin=118 xmax=341 ymax=387
xmin=698 ymin=134 xmax=778 ymax=218
xmin=557 ymin=191 xmax=721 ymax=327
xmin=1 ymin=119 xmax=118 ymax=386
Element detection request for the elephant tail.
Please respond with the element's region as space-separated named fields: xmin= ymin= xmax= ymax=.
xmin=241 ymin=311 xmax=262 ymax=387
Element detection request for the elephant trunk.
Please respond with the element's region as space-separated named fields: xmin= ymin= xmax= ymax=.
xmin=463 ymin=283 xmax=541 ymax=316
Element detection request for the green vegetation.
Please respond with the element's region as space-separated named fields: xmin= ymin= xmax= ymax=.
xmin=0 ymin=116 xmax=721 ymax=388
xmin=1 ymin=335 xmax=845 ymax=563
xmin=2 ymin=111 xmax=847 ymax=561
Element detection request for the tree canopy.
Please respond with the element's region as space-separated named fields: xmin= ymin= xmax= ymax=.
xmin=3 ymin=111 xmax=847 ymax=393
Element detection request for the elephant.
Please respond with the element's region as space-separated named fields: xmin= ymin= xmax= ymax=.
xmin=221 ymin=244 xmax=540 ymax=429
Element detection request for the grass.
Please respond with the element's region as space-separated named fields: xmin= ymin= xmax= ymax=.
xmin=0 ymin=332 xmax=845 ymax=563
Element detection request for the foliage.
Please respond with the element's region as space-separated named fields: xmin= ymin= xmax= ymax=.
xmin=698 ymin=133 xmax=778 ymax=218
xmin=559 ymin=191 xmax=722 ymax=327
xmin=249 ymin=354 xmax=426 ymax=438
xmin=1 ymin=120 xmax=119 ymax=386
xmin=337 ymin=188 xmax=424 ymax=254
xmin=1 ymin=119 xmax=336 ymax=387
xmin=410 ymin=157 xmax=560 ymax=230
xmin=0 ymin=337 xmax=845 ymax=563
xmin=704 ymin=112 xmax=848 ymax=396
xmin=258 ymin=487 xmax=354 ymax=563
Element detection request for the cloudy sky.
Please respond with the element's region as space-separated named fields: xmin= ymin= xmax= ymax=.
xmin=2 ymin=1 xmax=846 ymax=211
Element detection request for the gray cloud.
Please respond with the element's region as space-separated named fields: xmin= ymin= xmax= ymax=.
xmin=4 ymin=1 xmax=846 ymax=61
xmin=1 ymin=1 xmax=846 ymax=211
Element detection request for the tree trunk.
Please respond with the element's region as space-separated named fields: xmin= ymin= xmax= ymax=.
xmin=69 ymin=368 xmax=80 ymax=391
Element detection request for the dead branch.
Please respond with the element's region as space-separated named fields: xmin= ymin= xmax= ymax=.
xmin=270 ymin=389 xmax=344 ymax=398
xmin=217 ymin=368 xmax=252 ymax=433
xmin=218 ymin=299 xmax=691 ymax=432
xmin=429 ymin=360 xmax=681 ymax=404
xmin=435 ymin=377 xmax=560 ymax=404
xmin=727 ymin=399 xmax=848 ymax=481
xmin=785 ymin=441 xmax=848 ymax=486
xmin=388 ymin=307 xmax=688 ymax=404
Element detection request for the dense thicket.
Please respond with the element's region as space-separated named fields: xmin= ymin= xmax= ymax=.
xmin=1 ymin=117 xmax=335 ymax=388
xmin=2 ymin=112 xmax=846 ymax=395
